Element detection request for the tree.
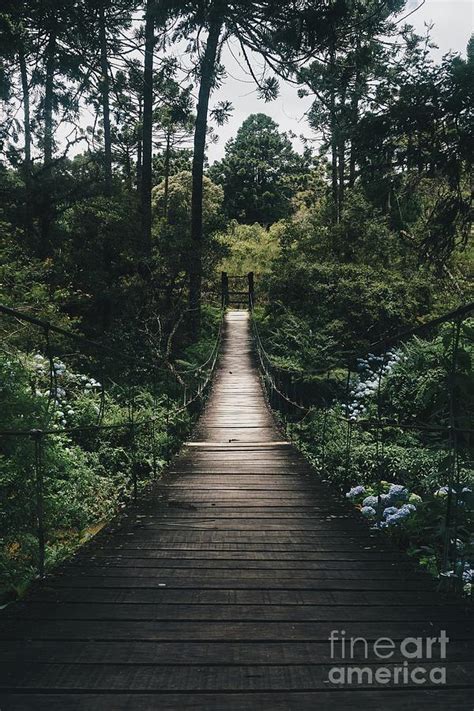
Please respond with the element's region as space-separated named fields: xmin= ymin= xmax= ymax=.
xmin=153 ymin=93 xmax=194 ymax=221
xmin=298 ymin=0 xmax=405 ymax=222
xmin=140 ymin=0 xmax=157 ymax=254
xmin=210 ymin=113 xmax=312 ymax=225
xmin=354 ymin=34 xmax=473 ymax=262
xmin=152 ymin=169 xmax=224 ymax=295
xmin=79 ymin=0 xmax=136 ymax=196
xmin=0 ymin=5 xmax=34 ymax=237
xmin=188 ymin=9 xmax=223 ymax=330
xmin=7 ymin=0 xmax=87 ymax=256
xmin=218 ymin=220 xmax=281 ymax=275
xmin=109 ymin=60 xmax=146 ymax=188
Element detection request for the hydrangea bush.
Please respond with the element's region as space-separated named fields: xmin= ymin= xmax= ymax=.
xmin=345 ymin=479 xmax=473 ymax=593
xmin=286 ymin=325 xmax=473 ymax=596
xmin=346 ymin=480 xmax=416 ymax=527
xmin=0 ymin=348 xmax=192 ymax=600
xmin=348 ymin=350 xmax=403 ymax=421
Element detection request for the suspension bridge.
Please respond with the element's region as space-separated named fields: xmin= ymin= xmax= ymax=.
xmin=0 ymin=286 xmax=473 ymax=709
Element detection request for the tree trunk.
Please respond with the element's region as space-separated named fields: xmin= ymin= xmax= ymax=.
xmin=348 ymin=41 xmax=360 ymax=189
xmin=124 ymin=145 xmax=132 ymax=187
xmin=348 ymin=90 xmax=359 ymax=189
xmin=329 ymin=47 xmax=339 ymax=224
xmin=19 ymin=47 xmax=33 ymax=241
xmin=40 ymin=28 xmax=57 ymax=258
xmin=136 ymin=98 xmax=142 ymax=191
xmin=330 ymin=101 xmax=339 ymax=223
xmin=348 ymin=108 xmax=358 ymax=188
xmin=141 ymin=0 xmax=155 ymax=254
xmin=163 ymin=127 xmax=171 ymax=220
xmin=99 ymin=2 xmax=112 ymax=196
xmin=189 ymin=15 xmax=223 ymax=334
xmin=337 ymin=86 xmax=346 ymax=215
xmin=43 ymin=30 xmax=56 ymax=165
xmin=386 ymin=149 xmax=393 ymax=213
xmin=19 ymin=49 xmax=31 ymax=171
xmin=338 ymin=137 xmax=345 ymax=214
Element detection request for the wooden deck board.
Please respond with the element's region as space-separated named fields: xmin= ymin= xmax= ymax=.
xmin=0 ymin=691 xmax=471 ymax=711
xmin=0 ymin=310 xmax=472 ymax=710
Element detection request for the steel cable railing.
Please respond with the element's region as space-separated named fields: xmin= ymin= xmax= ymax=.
xmin=0 ymin=302 xmax=224 ymax=578
xmin=172 ymin=309 xmax=225 ymax=413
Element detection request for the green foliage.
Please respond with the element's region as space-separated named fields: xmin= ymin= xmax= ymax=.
xmin=209 ymin=114 xmax=314 ymax=226
xmin=0 ymin=302 xmax=225 ymax=600
xmin=218 ymin=221 xmax=280 ymax=276
xmin=254 ymin=307 xmax=338 ymax=373
xmin=174 ymin=305 xmax=223 ymax=370
xmin=152 ymin=170 xmax=225 ymax=280
xmin=152 ymin=148 xmax=192 ymax=183
xmin=280 ymin=323 xmax=474 ymax=592
xmin=382 ymin=322 xmax=474 ymax=433
xmin=264 ymin=258 xmax=435 ymax=356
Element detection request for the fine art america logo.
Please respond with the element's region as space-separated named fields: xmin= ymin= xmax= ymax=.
xmin=327 ymin=630 xmax=449 ymax=686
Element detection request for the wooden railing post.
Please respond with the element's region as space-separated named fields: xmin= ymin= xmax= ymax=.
xmin=221 ymin=271 xmax=229 ymax=308
xmin=248 ymin=271 xmax=254 ymax=310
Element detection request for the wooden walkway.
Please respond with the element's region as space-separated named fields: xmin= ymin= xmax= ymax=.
xmin=0 ymin=311 xmax=472 ymax=710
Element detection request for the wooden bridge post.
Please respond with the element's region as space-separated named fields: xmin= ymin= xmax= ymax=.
xmin=248 ymin=271 xmax=254 ymax=310
xmin=221 ymin=271 xmax=229 ymax=308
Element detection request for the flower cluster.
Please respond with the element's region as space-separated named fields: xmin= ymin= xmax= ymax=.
xmin=31 ymin=353 xmax=102 ymax=428
xmin=382 ymin=503 xmax=416 ymax=526
xmin=345 ymin=480 xmax=419 ymax=527
xmin=347 ymin=350 xmax=403 ymax=421
xmin=346 ymin=485 xmax=366 ymax=500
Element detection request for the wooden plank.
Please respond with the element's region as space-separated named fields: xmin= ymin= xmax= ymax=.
xmin=38 ymin=572 xmax=437 ymax=590
xmin=1 ymin=690 xmax=472 ymax=711
xmin=1 ymin=619 xmax=472 ymax=642
xmin=2 ymin=639 xmax=472 ymax=665
xmin=26 ymin=587 xmax=458 ymax=607
xmin=1 ymin=662 xmax=473 ymax=691
xmin=74 ymin=550 xmax=415 ymax=563
xmin=6 ymin=602 xmax=471 ymax=623
xmin=68 ymin=559 xmax=412 ymax=571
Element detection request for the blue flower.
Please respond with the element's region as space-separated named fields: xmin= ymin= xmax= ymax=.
xmin=383 ymin=506 xmax=399 ymax=519
xmin=360 ymin=506 xmax=376 ymax=518
xmin=388 ymin=484 xmax=408 ymax=502
xmin=384 ymin=504 xmax=415 ymax=526
xmin=346 ymin=485 xmax=365 ymax=499
xmin=363 ymin=494 xmax=389 ymax=508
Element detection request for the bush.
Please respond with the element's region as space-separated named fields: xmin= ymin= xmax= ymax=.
xmin=0 ymin=328 xmax=205 ymax=601
xmin=280 ymin=322 xmax=474 ymax=594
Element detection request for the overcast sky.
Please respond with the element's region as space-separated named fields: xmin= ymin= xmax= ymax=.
xmin=206 ymin=0 xmax=474 ymax=162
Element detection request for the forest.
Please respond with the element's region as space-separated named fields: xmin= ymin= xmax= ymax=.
xmin=0 ymin=0 xmax=472 ymax=602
